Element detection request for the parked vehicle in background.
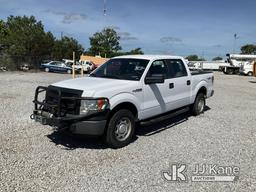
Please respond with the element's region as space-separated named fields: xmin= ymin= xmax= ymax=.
xmin=221 ymin=54 xmax=256 ymax=75
xmin=239 ymin=61 xmax=253 ymax=76
xmin=0 ymin=67 xmax=7 ymax=71
xmin=40 ymin=61 xmax=73 ymax=74
xmin=32 ymin=55 xmax=214 ymax=148
xmin=79 ymin=60 xmax=97 ymax=72
xmin=62 ymin=59 xmax=97 ymax=73
xmin=19 ymin=63 xmax=31 ymax=71
xmin=62 ymin=59 xmax=74 ymax=67
xmin=253 ymin=62 xmax=256 ymax=77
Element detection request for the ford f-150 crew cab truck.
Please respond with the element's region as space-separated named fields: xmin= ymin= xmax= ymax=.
xmin=31 ymin=55 xmax=214 ymax=148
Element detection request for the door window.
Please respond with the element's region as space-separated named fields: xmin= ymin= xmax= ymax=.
xmin=147 ymin=60 xmax=168 ymax=78
xmin=166 ymin=59 xmax=188 ymax=78
xmin=50 ymin=62 xmax=58 ymax=66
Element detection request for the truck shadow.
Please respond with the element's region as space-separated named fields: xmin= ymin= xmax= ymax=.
xmin=47 ymin=131 xmax=111 ymax=150
xmin=47 ymin=106 xmax=210 ymax=150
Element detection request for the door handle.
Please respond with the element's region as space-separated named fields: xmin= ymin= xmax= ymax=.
xmin=169 ymin=83 xmax=174 ymax=89
xmin=187 ymin=80 xmax=191 ymax=85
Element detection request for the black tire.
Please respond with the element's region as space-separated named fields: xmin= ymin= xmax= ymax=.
xmin=191 ymin=93 xmax=205 ymax=116
xmin=248 ymin=71 xmax=253 ymax=76
xmin=67 ymin=69 xmax=72 ymax=74
xmin=105 ymin=109 xmax=135 ymax=148
xmin=227 ymin=69 xmax=233 ymax=75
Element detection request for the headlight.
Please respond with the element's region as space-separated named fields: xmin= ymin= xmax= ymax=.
xmin=80 ymin=98 xmax=109 ymax=114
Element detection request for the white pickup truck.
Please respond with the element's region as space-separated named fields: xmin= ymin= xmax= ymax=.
xmin=31 ymin=55 xmax=214 ymax=148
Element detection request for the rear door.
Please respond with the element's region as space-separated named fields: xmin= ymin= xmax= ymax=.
xmin=56 ymin=62 xmax=66 ymax=72
xmin=164 ymin=59 xmax=191 ymax=111
xmin=141 ymin=59 xmax=191 ymax=120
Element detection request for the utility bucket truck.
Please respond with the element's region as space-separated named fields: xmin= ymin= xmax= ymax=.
xmin=222 ymin=54 xmax=256 ymax=75
xmin=253 ymin=62 xmax=256 ymax=77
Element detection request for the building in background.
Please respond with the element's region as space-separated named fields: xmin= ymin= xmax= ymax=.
xmin=80 ymin=55 xmax=109 ymax=67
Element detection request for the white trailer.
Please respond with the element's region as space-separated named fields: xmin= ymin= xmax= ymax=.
xmin=188 ymin=61 xmax=229 ymax=71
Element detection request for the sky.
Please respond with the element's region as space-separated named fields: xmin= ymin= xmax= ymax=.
xmin=0 ymin=0 xmax=256 ymax=60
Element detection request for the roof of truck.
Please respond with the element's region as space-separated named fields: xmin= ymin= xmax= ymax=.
xmin=113 ymin=55 xmax=184 ymax=60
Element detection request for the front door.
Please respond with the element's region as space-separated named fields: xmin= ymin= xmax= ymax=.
xmin=141 ymin=60 xmax=169 ymax=119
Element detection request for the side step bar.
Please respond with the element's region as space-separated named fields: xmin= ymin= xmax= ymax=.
xmin=139 ymin=107 xmax=190 ymax=126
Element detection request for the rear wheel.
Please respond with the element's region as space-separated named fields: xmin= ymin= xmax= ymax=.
xmin=67 ymin=69 xmax=72 ymax=74
xmin=45 ymin=68 xmax=49 ymax=72
xmin=105 ymin=109 xmax=135 ymax=148
xmin=191 ymin=93 xmax=205 ymax=116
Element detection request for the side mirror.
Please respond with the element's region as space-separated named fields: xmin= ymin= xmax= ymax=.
xmin=144 ymin=74 xmax=165 ymax=84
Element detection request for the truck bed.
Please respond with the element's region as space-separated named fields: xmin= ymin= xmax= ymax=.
xmin=190 ymin=70 xmax=213 ymax=76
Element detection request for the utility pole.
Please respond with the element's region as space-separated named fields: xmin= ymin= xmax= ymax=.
xmin=233 ymin=34 xmax=239 ymax=53
xmin=103 ymin=0 xmax=107 ymax=16
xmin=72 ymin=51 xmax=75 ymax=79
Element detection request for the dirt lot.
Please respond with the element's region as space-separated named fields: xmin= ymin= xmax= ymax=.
xmin=0 ymin=71 xmax=255 ymax=192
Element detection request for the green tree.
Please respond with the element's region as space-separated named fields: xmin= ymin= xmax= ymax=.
xmin=186 ymin=54 xmax=205 ymax=61
xmin=0 ymin=15 xmax=85 ymax=69
xmin=212 ymin=56 xmax=223 ymax=61
xmin=88 ymin=28 xmax=121 ymax=57
xmin=129 ymin=48 xmax=144 ymax=55
xmin=0 ymin=20 xmax=7 ymax=52
xmin=3 ymin=15 xmax=55 ymax=57
xmin=52 ymin=36 xmax=84 ymax=60
xmin=111 ymin=47 xmax=144 ymax=57
xmin=240 ymin=44 xmax=256 ymax=54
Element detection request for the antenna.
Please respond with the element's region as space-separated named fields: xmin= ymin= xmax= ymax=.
xmin=103 ymin=0 xmax=107 ymax=16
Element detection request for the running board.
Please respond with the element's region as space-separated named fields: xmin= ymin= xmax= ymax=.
xmin=139 ymin=107 xmax=190 ymax=126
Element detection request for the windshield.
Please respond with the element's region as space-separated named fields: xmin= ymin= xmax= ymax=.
xmin=90 ymin=58 xmax=149 ymax=81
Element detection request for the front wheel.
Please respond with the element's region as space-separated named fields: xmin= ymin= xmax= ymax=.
xmin=191 ymin=93 xmax=205 ymax=116
xmin=227 ymin=69 xmax=233 ymax=75
xmin=248 ymin=71 xmax=253 ymax=76
xmin=67 ymin=69 xmax=72 ymax=74
xmin=105 ymin=109 xmax=135 ymax=148
xmin=45 ymin=68 xmax=49 ymax=72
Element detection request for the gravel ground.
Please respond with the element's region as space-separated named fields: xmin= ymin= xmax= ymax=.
xmin=0 ymin=71 xmax=255 ymax=192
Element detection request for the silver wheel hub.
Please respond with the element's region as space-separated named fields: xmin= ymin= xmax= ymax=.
xmin=115 ymin=118 xmax=131 ymax=141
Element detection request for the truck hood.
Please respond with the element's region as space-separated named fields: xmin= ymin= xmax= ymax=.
xmin=52 ymin=77 xmax=135 ymax=97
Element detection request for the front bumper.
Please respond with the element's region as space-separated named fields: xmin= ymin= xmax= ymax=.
xmin=32 ymin=109 xmax=109 ymax=135
xmin=31 ymin=85 xmax=110 ymax=136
